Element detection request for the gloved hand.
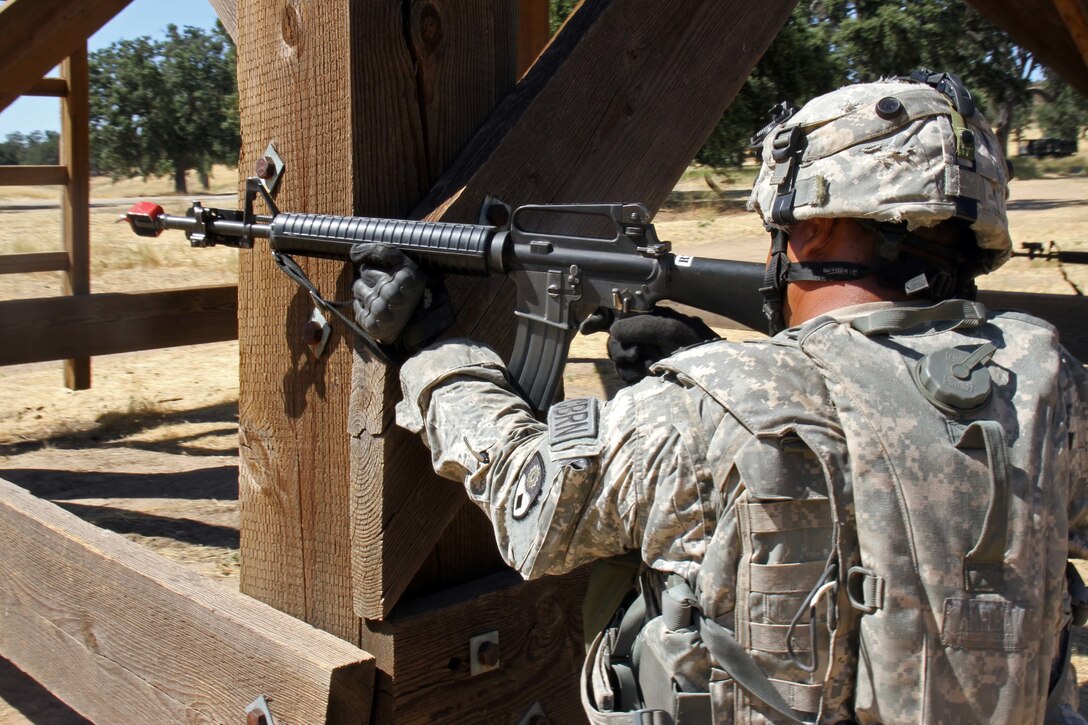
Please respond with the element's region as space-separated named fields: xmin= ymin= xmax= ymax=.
xmin=606 ymin=307 xmax=718 ymax=384
xmin=350 ymin=243 xmax=454 ymax=354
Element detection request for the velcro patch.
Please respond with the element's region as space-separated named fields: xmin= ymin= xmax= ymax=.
xmin=548 ymin=398 xmax=599 ymax=446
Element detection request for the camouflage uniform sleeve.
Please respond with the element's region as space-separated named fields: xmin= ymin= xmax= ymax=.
xmin=1063 ymin=349 xmax=1088 ymax=560
xmin=396 ymin=339 xmax=728 ymax=580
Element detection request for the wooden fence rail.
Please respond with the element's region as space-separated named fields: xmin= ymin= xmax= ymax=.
xmin=0 ymin=252 xmax=70 ymax=275
xmin=0 ymin=285 xmax=1083 ymax=368
xmin=0 ymin=476 xmax=375 ymax=724
xmin=0 ymin=286 xmax=237 ymax=366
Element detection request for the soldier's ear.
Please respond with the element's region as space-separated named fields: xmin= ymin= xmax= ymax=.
xmin=789 ymin=217 xmax=838 ymax=261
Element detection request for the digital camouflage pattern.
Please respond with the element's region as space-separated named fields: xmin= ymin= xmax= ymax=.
xmin=397 ymin=300 xmax=1088 ymax=724
xmin=747 ymin=80 xmax=1012 ymax=271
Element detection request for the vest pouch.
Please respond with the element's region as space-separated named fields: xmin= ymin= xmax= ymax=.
xmin=636 ymin=616 xmax=712 ymax=724
xmin=709 ymin=669 xmax=736 ymax=723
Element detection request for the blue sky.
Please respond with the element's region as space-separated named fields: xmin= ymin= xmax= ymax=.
xmin=0 ymin=0 xmax=222 ymax=137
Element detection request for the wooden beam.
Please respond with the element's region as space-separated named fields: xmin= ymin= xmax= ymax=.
xmin=418 ymin=0 xmax=798 ymax=221
xmin=0 ymin=286 xmax=238 ymax=366
xmin=967 ymin=0 xmax=1088 ymax=96
xmin=62 ymin=45 xmax=92 ymax=390
xmin=0 ymin=165 xmax=68 ymax=186
xmin=1052 ymin=0 xmax=1088 ymax=69
xmin=24 ymin=77 xmax=69 ymax=98
xmin=0 ymin=0 xmax=133 ymax=113
xmin=207 ymin=0 xmax=237 ymax=42
xmin=0 ymin=476 xmax=374 ymax=724
xmin=362 ymin=569 xmax=589 ymax=723
xmin=0 ymin=251 xmax=70 ymax=275
xmin=351 ymin=0 xmax=799 ymax=622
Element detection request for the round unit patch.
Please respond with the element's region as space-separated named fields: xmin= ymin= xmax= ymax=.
xmin=511 ymin=452 xmax=545 ymax=520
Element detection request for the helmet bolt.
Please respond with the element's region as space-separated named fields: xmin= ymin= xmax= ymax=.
xmin=255 ymin=156 xmax=276 ymax=179
xmin=875 ymin=96 xmax=903 ymax=120
xmin=960 ymin=129 xmax=975 ymax=147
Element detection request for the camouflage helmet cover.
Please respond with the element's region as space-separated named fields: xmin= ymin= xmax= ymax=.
xmin=747 ymin=78 xmax=1012 ymax=271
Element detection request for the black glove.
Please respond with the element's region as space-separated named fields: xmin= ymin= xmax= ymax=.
xmin=607 ymin=307 xmax=718 ymax=385
xmin=350 ymin=243 xmax=453 ymax=353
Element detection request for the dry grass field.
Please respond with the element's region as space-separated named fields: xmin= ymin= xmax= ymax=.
xmin=0 ymin=163 xmax=1086 ymax=722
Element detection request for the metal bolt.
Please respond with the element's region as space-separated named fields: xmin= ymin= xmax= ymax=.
xmin=476 ymin=640 xmax=500 ymax=668
xmin=255 ymin=156 xmax=276 ymax=179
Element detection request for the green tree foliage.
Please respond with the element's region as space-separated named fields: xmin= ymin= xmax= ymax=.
xmin=698 ymin=5 xmax=842 ymax=167
xmin=702 ymin=0 xmax=1058 ymax=167
xmin=0 ymin=130 xmax=60 ymax=165
xmin=822 ymin=0 xmax=1035 ymax=150
xmin=549 ymin=0 xmax=579 ymax=33
xmin=1035 ymin=69 xmax=1088 ymax=141
xmin=89 ymin=22 xmax=238 ymax=193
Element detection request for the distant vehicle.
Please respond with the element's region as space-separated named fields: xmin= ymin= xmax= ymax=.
xmin=1020 ymin=138 xmax=1078 ymax=157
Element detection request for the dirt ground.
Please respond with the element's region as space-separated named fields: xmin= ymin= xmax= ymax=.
xmin=0 ymin=168 xmax=1087 ymax=722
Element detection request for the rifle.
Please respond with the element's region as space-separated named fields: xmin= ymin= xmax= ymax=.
xmin=1012 ymin=241 xmax=1088 ymax=265
xmin=125 ymin=178 xmax=766 ymax=411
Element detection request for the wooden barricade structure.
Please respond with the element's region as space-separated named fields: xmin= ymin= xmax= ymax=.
xmin=0 ymin=0 xmax=237 ymax=387
xmin=1 ymin=0 xmax=1088 ymax=722
xmin=0 ymin=44 xmax=92 ymax=388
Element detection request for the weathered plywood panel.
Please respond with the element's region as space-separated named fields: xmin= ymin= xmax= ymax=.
xmin=0 ymin=477 xmax=374 ymax=725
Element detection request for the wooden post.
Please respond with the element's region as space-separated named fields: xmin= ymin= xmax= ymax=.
xmin=61 ymin=45 xmax=91 ymax=390
xmin=235 ymin=0 xmax=517 ymax=642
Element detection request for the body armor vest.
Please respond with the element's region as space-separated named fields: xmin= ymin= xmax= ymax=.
xmin=587 ymin=304 xmax=1077 ymax=725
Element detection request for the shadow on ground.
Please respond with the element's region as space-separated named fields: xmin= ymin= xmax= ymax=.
xmin=0 ymin=465 xmax=237 ymax=501
xmin=0 ymin=658 xmax=89 ymax=725
xmin=53 ymin=500 xmax=239 ymax=548
xmin=1 ymin=402 xmax=238 ymax=459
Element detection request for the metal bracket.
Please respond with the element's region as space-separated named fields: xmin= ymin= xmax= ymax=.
xmin=469 ymin=630 xmax=500 ymax=676
xmin=255 ymin=142 xmax=286 ymax=196
xmin=304 ymin=307 xmax=332 ymax=359
xmin=245 ymin=695 xmax=277 ymax=725
xmin=517 ymin=701 xmax=547 ymax=725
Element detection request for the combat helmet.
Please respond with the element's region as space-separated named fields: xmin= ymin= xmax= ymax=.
xmin=747 ymin=71 xmax=1012 ymax=334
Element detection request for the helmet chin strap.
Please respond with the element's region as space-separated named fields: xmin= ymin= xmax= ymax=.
xmin=759 ymin=222 xmax=970 ymax=336
xmin=759 ymin=227 xmax=871 ymax=335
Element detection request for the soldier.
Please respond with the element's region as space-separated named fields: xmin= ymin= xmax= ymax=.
xmin=353 ymin=73 xmax=1088 ymax=724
